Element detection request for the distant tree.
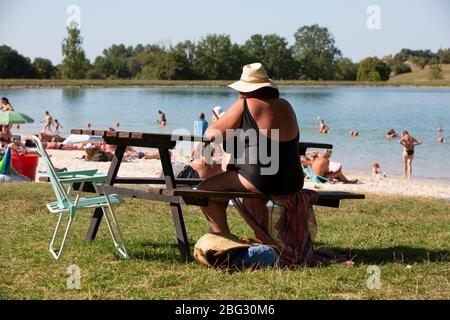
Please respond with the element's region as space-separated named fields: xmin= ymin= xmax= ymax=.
xmin=137 ymin=46 xmax=191 ymax=80
xmin=193 ymin=34 xmax=243 ymax=80
xmin=61 ymin=22 xmax=89 ymax=79
xmin=242 ymin=34 xmax=297 ymax=79
xmin=437 ymin=48 xmax=450 ymax=64
xmin=292 ymin=24 xmax=342 ymax=80
xmin=32 ymin=57 xmax=55 ymax=78
xmin=0 ymin=45 xmax=35 ymax=78
xmin=98 ymin=44 xmax=135 ymax=78
xmin=53 ymin=64 xmax=62 ymax=79
xmin=357 ymin=57 xmax=391 ymax=81
xmin=408 ymin=56 xmax=426 ymax=69
xmin=335 ymin=58 xmax=358 ymax=80
xmin=427 ymin=63 xmax=444 ymax=80
xmin=86 ymin=68 xmax=105 ymax=79
xmin=390 ymin=62 xmax=412 ymax=75
xmin=394 ymin=48 xmax=435 ymax=64
xmin=172 ymin=40 xmax=198 ymax=79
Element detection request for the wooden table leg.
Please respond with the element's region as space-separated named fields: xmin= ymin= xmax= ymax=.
xmin=159 ymin=147 xmax=191 ymax=261
xmin=85 ymin=144 xmax=126 ymax=242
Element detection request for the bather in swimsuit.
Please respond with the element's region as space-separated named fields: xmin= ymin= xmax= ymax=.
xmin=225 ymin=99 xmax=303 ymax=195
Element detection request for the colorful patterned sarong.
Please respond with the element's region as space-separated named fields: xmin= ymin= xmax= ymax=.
xmin=233 ymin=189 xmax=319 ymax=267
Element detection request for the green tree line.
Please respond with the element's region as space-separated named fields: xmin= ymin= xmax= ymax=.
xmin=1 ymin=24 xmax=449 ymax=81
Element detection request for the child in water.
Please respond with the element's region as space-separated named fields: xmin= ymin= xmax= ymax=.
xmin=372 ymin=162 xmax=387 ymax=181
xmin=54 ymin=119 xmax=63 ymax=134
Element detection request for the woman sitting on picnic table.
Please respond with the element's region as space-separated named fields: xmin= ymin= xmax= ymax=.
xmin=198 ymin=63 xmax=304 ymax=234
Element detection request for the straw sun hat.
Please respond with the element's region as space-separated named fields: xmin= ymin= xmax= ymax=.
xmin=228 ymin=63 xmax=278 ymax=93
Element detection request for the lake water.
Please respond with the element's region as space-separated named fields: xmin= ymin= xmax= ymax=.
xmin=2 ymin=87 xmax=449 ymax=182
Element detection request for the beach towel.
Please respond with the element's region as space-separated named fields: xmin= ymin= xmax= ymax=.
xmin=328 ymin=161 xmax=342 ymax=173
xmin=233 ymin=189 xmax=319 ymax=267
xmin=303 ymin=165 xmax=328 ymax=183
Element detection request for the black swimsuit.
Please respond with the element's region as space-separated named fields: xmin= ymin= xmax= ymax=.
xmin=225 ymin=99 xmax=304 ymax=195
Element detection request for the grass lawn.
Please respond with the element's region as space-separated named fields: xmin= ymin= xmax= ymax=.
xmin=0 ymin=183 xmax=449 ymax=300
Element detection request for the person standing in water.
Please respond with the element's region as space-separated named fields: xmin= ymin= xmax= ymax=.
xmin=42 ymin=111 xmax=54 ymax=133
xmin=1 ymin=97 xmax=14 ymax=137
xmin=399 ymin=130 xmax=421 ymax=180
xmin=1 ymin=97 xmax=14 ymax=111
xmin=54 ymin=119 xmax=63 ymax=134
xmin=194 ymin=112 xmax=208 ymax=137
xmin=157 ymin=110 xmax=167 ymax=127
xmin=319 ymin=119 xmax=329 ymax=134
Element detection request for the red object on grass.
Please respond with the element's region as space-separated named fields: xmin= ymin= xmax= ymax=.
xmin=12 ymin=153 xmax=39 ymax=180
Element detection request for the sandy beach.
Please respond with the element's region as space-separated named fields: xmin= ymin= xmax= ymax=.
xmin=36 ymin=149 xmax=450 ymax=199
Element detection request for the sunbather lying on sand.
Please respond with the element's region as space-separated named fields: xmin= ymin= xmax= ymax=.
xmin=83 ymin=144 xmax=113 ymax=162
xmin=123 ymin=146 xmax=161 ymax=160
xmin=37 ymin=132 xmax=64 ymax=143
xmin=304 ymin=150 xmax=358 ymax=184
xmin=45 ymin=137 xmax=83 ymax=150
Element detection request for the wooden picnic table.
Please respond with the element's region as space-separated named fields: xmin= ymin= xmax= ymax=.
xmin=70 ymin=129 xmax=364 ymax=261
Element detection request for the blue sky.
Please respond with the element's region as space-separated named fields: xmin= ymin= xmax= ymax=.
xmin=1 ymin=0 xmax=449 ymax=64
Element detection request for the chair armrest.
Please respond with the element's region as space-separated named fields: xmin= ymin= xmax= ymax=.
xmin=57 ymin=169 xmax=99 ymax=177
xmin=58 ymin=174 xmax=108 ymax=184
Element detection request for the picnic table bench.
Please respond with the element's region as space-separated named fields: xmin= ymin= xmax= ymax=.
xmin=63 ymin=129 xmax=364 ymax=261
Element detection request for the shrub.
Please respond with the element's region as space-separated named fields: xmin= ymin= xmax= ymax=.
xmin=391 ymin=62 xmax=412 ymax=75
xmin=427 ymin=64 xmax=444 ymax=80
xmin=357 ymin=57 xmax=391 ymax=81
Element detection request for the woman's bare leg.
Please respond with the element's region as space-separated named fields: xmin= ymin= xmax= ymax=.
xmin=328 ymin=170 xmax=357 ymax=184
xmin=407 ymin=156 xmax=413 ymax=179
xmin=402 ymin=152 xmax=408 ymax=179
xmin=197 ymin=171 xmax=260 ymax=234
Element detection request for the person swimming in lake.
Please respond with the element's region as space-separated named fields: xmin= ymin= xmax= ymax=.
xmin=157 ymin=110 xmax=167 ymax=127
xmin=399 ymin=130 xmax=421 ymax=180
xmin=319 ymin=119 xmax=329 ymax=134
xmin=386 ymin=129 xmax=398 ymax=139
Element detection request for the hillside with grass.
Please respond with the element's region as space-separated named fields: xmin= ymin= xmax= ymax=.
xmin=389 ymin=64 xmax=450 ymax=82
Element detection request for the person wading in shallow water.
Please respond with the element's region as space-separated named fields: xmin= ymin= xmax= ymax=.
xmin=157 ymin=110 xmax=167 ymax=127
xmin=399 ymin=130 xmax=421 ymax=180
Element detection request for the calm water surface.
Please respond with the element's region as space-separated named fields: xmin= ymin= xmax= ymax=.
xmin=2 ymin=87 xmax=449 ymax=182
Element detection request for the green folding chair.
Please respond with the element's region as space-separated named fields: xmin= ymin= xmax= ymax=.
xmin=32 ymin=135 xmax=128 ymax=260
